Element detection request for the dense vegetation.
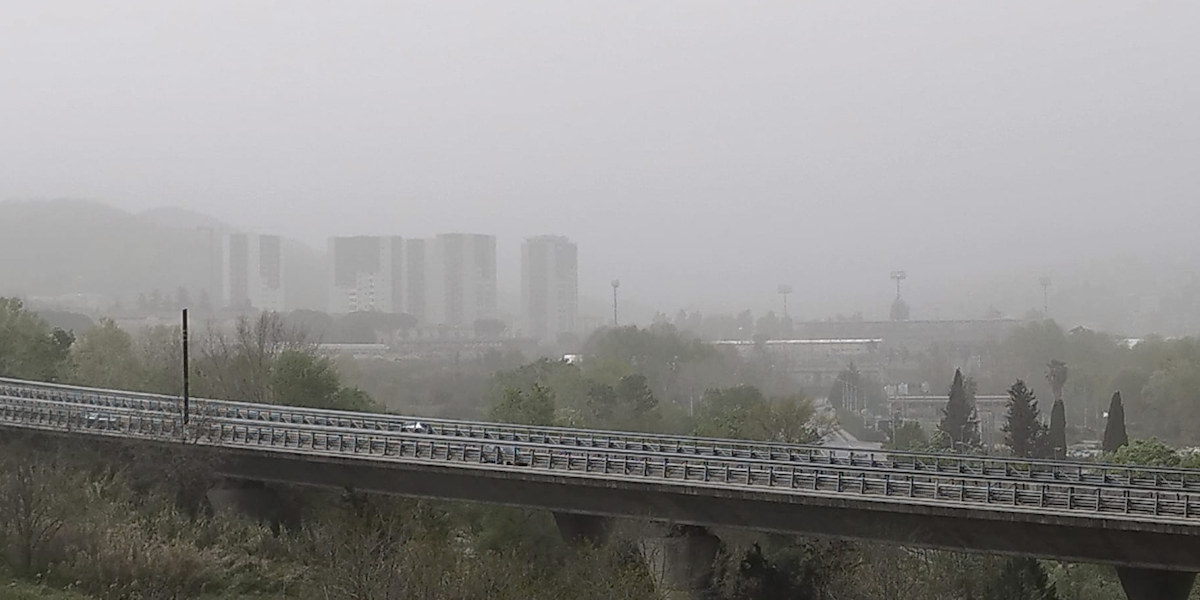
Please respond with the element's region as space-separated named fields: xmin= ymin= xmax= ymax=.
xmin=5 ymin=297 xmax=1200 ymax=599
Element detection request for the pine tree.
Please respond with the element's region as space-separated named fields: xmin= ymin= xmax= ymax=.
xmin=1048 ymin=398 xmax=1067 ymax=459
xmin=938 ymin=369 xmax=981 ymax=451
xmin=1102 ymin=391 xmax=1129 ymax=453
xmin=1003 ymin=380 xmax=1043 ymax=458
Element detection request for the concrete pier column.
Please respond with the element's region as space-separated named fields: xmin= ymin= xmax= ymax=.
xmin=639 ymin=525 xmax=721 ymax=600
xmin=553 ymin=512 xmax=613 ymax=547
xmin=1117 ymin=567 xmax=1196 ymax=600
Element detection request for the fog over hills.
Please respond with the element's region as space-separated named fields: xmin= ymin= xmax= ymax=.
xmin=2 ymin=2 xmax=1199 ymax=334
xmin=3 ymin=196 xmax=1199 ymax=336
xmin=0 ymin=199 xmax=327 ymax=311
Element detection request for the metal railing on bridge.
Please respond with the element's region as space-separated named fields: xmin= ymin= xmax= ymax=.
xmin=3 ymin=377 xmax=1199 ymax=494
xmin=3 ymin=394 xmax=1200 ymax=524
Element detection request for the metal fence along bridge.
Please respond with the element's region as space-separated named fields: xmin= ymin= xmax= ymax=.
xmin=1 ymin=377 xmax=1199 ymax=600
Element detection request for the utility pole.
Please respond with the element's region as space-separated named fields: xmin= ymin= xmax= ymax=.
xmin=610 ymin=279 xmax=620 ymax=327
xmin=181 ymin=308 xmax=190 ymax=434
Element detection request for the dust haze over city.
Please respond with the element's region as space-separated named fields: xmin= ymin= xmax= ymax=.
xmin=3 ymin=1 xmax=1198 ymax=327
xmin=5 ymin=3 xmax=1200 ymax=600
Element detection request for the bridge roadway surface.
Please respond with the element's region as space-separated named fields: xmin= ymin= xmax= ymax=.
xmin=4 ymin=380 xmax=1200 ymax=599
xmin=5 ymin=377 xmax=1200 ymax=493
xmin=2 ymin=386 xmax=1200 ymax=597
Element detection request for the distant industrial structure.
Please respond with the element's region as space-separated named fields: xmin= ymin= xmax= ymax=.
xmin=521 ymin=235 xmax=579 ymax=342
xmin=713 ymin=339 xmax=883 ymax=387
xmin=792 ymin=318 xmax=1020 ymax=354
xmin=221 ymin=232 xmax=284 ymax=312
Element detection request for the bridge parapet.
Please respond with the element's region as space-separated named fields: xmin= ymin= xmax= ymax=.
xmin=7 ymin=376 xmax=1200 ymax=494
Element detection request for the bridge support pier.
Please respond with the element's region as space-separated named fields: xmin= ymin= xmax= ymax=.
xmin=553 ymin=512 xmax=613 ymax=547
xmin=1117 ymin=567 xmax=1196 ymax=600
xmin=639 ymin=525 xmax=721 ymax=600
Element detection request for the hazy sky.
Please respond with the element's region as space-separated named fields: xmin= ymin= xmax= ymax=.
xmin=3 ymin=2 xmax=1198 ymax=318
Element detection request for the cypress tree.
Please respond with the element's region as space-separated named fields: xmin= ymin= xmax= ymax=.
xmin=1048 ymin=398 xmax=1067 ymax=459
xmin=1102 ymin=391 xmax=1129 ymax=453
xmin=1045 ymin=359 xmax=1069 ymax=458
xmin=1003 ymin=380 xmax=1042 ymax=458
xmin=938 ymin=369 xmax=981 ymax=451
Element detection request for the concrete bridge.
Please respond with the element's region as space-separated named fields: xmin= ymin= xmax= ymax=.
xmin=2 ymin=378 xmax=1200 ymax=599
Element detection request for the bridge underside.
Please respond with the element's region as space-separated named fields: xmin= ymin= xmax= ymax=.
xmin=211 ymin=448 xmax=1200 ymax=573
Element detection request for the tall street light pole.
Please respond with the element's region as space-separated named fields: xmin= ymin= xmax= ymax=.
xmin=611 ymin=279 xmax=620 ymax=327
xmin=777 ymin=284 xmax=793 ymax=318
xmin=890 ymin=271 xmax=907 ymax=300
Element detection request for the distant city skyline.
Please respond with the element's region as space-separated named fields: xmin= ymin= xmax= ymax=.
xmin=323 ymin=232 xmax=501 ymax=328
xmin=521 ymin=235 xmax=579 ymax=342
xmin=221 ymin=232 xmax=284 ymax=313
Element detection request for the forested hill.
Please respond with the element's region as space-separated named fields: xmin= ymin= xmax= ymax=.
xmin=0 ymin=199 xmax=325 ymax=309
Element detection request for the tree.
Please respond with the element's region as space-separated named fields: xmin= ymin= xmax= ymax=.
xmin=1102 ymin=391 xmax=1129 ymax=452
xmin=270 ymin=350 xmax=378 ymax=411
xmin=137 ymin=325 xmax=184 ymax=395
xmin=1106 ymin=438 xmax=1200 ymax=468
xmin=693 ymin=385 xmax=772 ymax=440
xmin=886 ymin=419 xmax=929 ymax=451
xmin=693 ymin=385 xmax=820 ymax=444
xmin=1138 ymin=359 xmax=1200 ymax=443
xmin=1048 ymin=398 xmax=1067 ymax=459
xmin=938 ymin=369 xmax=981 ymax=451
xmin=1045 ymin=359 xmax=1069 ymax=403
xmin=67 ymin=318 xmax=139 ymax=389
xmin=1043 ymin=359 xmax=1069 ymax=458
xmin=982 ymin=557 xmax=1057 ymax=600
xmin=614 ymin=373 xmax=660 ymax=428
xmin=270 ymin=350 xmax=339 ymax=407
xmin=491 ymin=383 xmax=556 ymax=426
xmin=0 ymin=298 xmax=72 ymax=381
xmin=1003 ymin=380 xmax=1043 ymax=458
xmin=195 ymin=312 xmax=308 ymax=402
xmin=828 ymin=363 xmax=884 ymax=414
xmin=582 ymin=374 xmax=662 ymax=432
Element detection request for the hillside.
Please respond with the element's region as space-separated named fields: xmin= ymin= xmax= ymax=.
xmin=0 ymin=199 xmax=325 ymax=310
